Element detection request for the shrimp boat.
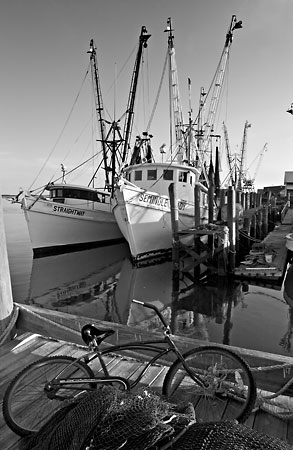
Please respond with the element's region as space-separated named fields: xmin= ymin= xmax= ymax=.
xmin=112 ymin=17 xmax=242 ymax=261
xmin=19 ymin=28 xmax=151 ymax=256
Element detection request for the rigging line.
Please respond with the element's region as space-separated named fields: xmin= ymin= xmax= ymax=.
xmin=29 ymin=63 xmax=91 ymax=191
xmin=189 ymin=47 xmax=227 ymax=133
xmin=146 ymin=49 xmax=169 ymax=132
xmin=103 ymin=43 xmax=138 ymax=123
xmin=30 ymin=149 xmax=102 ymax=193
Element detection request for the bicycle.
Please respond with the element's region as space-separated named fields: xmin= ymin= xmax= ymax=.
xmin=3 ymin=299 xmax=256 ymax=436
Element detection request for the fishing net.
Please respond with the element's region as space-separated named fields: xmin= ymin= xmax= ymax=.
xmin=24 ymin=386 xmax=293 ymax=450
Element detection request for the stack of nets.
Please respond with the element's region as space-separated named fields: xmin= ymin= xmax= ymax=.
xmin=24 ymin=386 xmax=293 ymax=450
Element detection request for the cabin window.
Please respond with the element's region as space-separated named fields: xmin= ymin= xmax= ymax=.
xmin=50 ymin=188 xmax=103 ymax=203
xmin=163 ymin=170 xmax=173 ymax=180
xmin=51 ymin=189 xmax=63 ymax=198
xmin=126 ymin=172 xmax=131 ymax=182
xmin=135 ymin=171 xmax=142 ymax=181
xmin=147 ymin=169 xmax=157 ymax=180
xmin=179 ymin=171 xmax=187 ymax=182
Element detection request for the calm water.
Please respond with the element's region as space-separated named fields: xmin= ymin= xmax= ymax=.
xmin=3 ymin=199 xmax=293 ymax=357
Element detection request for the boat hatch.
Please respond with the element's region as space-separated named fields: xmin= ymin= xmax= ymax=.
xmin=49 ymin=187 xmax=107 ymax=204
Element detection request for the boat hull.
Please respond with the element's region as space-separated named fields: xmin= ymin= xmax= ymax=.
xmin=22 ymin=195 xmax=124 ymax=256
xmin=113 ymin=182 xmax=207 ymax=260
xmin=286 ymin=233 xmax=293 ymax=252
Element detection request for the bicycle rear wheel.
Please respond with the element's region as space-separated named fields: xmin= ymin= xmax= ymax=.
xmin=3 ymin=355 xmax=95 ymax=436
xmin=163 ymin=346 xmax=256 ymax=423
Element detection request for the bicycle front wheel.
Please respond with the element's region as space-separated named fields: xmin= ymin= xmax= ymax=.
xmin=163 ymin=346 xmax=256 ymax=423
xmin=3 ymin=355 xmax=95 ymax=436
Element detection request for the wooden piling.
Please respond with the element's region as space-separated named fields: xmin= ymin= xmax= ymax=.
xmin=256 ymin=209 xmax=263 ymax=240
xmin=227 ymin=186 xmax=236 ymax=271
xmin=251 ymin=213 xmax=257 ymax=240
xmin=243 ymin=216 xmax=251 ymax=250
xmin=208 ymin=183 xmax=214 ymax=224
xmin=0 ymin=193 xmax=14 ymax=341
xmin=194 ymin=185 xmax=201 ymax=226
xmin=245 ymin=192 xmax=250 ymax=210
xmin=194 ymin=185 xmax=201 ymax=278
xmin=263 ymin=205 xmax=269 ymax=237
xmin=169 ymin=183 xmax=180 ymax=300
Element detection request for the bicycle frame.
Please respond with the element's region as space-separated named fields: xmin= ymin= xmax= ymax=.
xmin=47 ymin=327 xmax=206 ymax=395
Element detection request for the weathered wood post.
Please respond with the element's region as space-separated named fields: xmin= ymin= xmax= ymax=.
xmin=256 ymin=209 xmax=263 ymax=241
xmin=246 ymin=191 xmax=250 ymax=210
xmin=227 ymin=186 xmax=236 ymax=271
xmin=194 ymin=185 xmax=201 ymax=278
xmin=241 ymin=192 xmax=245 ymax=209
xmin=169 ymin=183 xmax=180 ymax=302
xmin=208 ymin=183 xmax=214 ymax=224
xmin=243 ymin=216 xmax=251 ymax=251
xmin=218 ymin=189 xmax=226 ymax=221
xmin=0 ymin=193 xmax=14 ymax=342
xmin=251 ymin=213 xmax=257 ymax=240
xmin=250 ymin=192 xmax=255 ymax=209
xmin=194 ymin=185 xmax=201 ymax=226
xmin=263 ymin=205 xmax=269 ymax=237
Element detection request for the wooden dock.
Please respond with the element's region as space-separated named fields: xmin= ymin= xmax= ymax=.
xmin=2 ymin=305 xmax=293 ymax=447
xmin=233 ymin=208 xmax=293 ymax=282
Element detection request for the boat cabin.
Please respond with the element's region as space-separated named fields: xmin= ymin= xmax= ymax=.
xmin=46 ymin=184 xmax=110 ymax=205
xmin=123 ymin=162 xmax=208 ymax=206
xmin=124 ymin=162 xmax=206 ymax=194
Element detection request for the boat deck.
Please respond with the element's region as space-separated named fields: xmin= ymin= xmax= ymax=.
xmin=233 ymin=208 xmax=293 ymax=282
xmin=1 ymin=332 xmax=293 ymax=448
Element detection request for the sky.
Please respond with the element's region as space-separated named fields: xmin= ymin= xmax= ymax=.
xmin=1 ymin=0 xmax=293 ymax=194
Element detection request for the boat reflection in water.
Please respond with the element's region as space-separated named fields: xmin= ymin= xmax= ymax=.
xmin=27 ymin=244 xmax=243 ymax=344
xmin=117 ymin=257 xmax=245 ymax=344
xmin=27 ymin=244 xmax=291 ymax=354
xmin=27 ymin=242 xmax=130 ymax=323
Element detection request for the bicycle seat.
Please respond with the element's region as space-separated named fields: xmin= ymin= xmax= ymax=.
xmin=81 ymin=324 xmax=115 ymax=346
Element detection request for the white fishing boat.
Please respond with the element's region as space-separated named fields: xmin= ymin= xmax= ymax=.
xmin=113 ymin=160 xmax=209 ymax=260
xmin=22 ymin=183 xmax=123 ymax=256
xmin=112 ymin=17 xmax=242 ymax=261
xmin=19 ymin=28 xmax=151 ymax=256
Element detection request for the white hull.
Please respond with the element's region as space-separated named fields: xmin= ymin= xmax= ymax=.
xmin=22 ymin=194 xmax=124 ymax=255
xmin=286 ymin=233 xmax=293 ymax=252
xmin=113 ymin=180 xmax=208 ymax=259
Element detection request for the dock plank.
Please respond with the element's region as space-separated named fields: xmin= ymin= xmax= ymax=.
xmin=234 ymin=222 xmax=291 ymax=281
xmin=1 ymin=333 xmax=293 ymax=448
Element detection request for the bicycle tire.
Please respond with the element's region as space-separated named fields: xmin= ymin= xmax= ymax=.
xmin=162 ymin=345 xmax=256 ymax=423
xmin=3 ymin=355 xmax=95 ymax=436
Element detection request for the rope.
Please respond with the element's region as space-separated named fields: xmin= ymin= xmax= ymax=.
xmin=0 ymin=305 xmax=19 ymax=345
xmin=15 ymin=303 xmax=81 ymax=338
xmin=248 ymin=363 xmax=293 ymax=419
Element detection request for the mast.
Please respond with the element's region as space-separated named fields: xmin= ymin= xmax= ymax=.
xmin=122 ymin=26 xmax=151 ymax=163
xmin=199 ymin=15 xmax=242 ymax=169
xmin=88 ymin=39 xmax=108 ymax=187
xmin=237 ymin=120 xmax=251 ymax=190
xmin=165 ymin=18 xmax=185 ymax=162
xmin=223 ymin=121 xmax=235 ymax=187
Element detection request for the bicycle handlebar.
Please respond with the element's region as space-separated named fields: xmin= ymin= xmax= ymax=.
xmin=132 ymin=299 xmax=169 ymax=329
